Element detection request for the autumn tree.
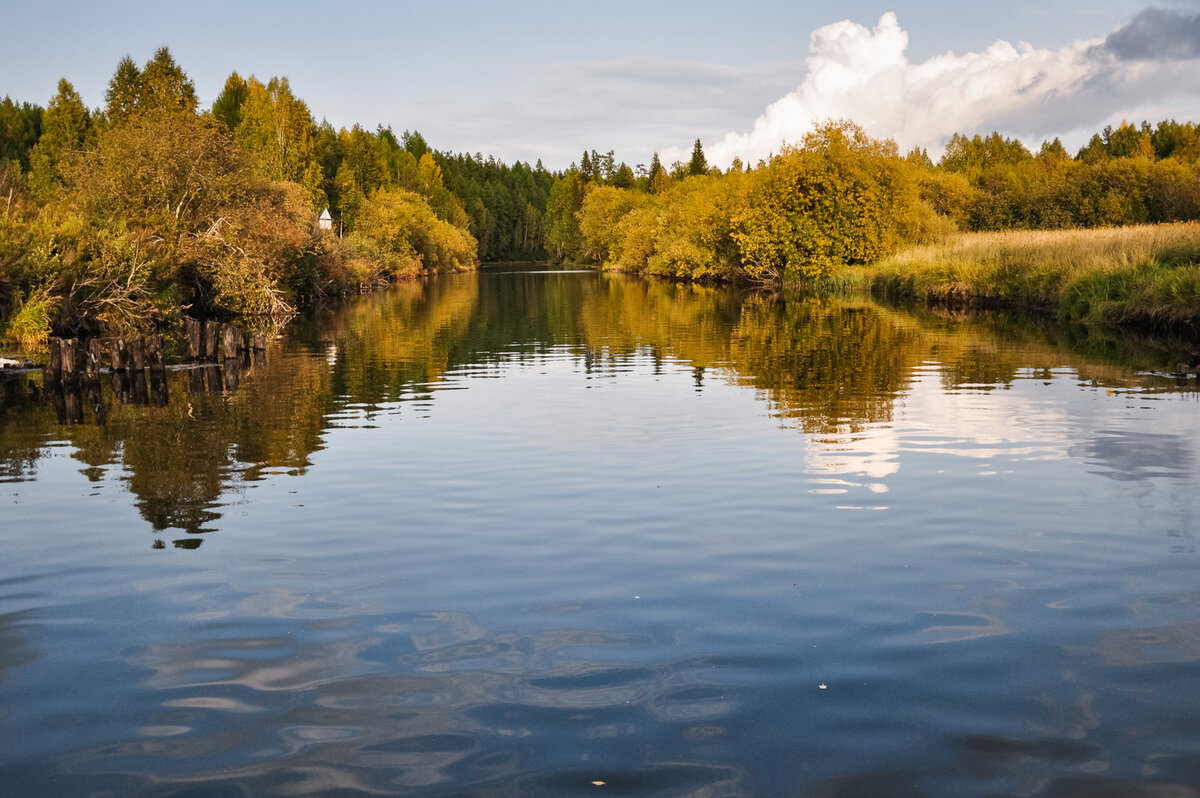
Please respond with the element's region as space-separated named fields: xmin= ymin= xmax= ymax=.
xmin=28 ymin=79 xmax=91 ymax=196
xmin=60 ymin=112 xmax=311 ymax=323
xmin=577 ymin=185 xmax=650 ymax=265
xmin=348 ymin=186 xmax=477 ymax=279
xmin=648 ymin=152 xmax=668 ymax=194
xmin=104 ymin=56 xmax=143 ymax=121
xmin=732 ymin=121 xmax=917 ymax=281
xmin=235 ymin=76 xmax=324 ymax=208
xmin=138 ymin=47 xmax=198 ymax=115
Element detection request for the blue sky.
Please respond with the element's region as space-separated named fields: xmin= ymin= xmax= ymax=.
xmin=2 ymin=1 xmax=1196 ymax=168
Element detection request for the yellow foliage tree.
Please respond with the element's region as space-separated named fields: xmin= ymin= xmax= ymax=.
xmin=731 ymin=120 xmax=917 ymax=281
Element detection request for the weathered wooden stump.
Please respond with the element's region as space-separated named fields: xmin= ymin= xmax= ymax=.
xmin=43 ymin=338 xmax=63 ymax=382
xmin=148 ymin=334 xmax=165 ymax=371
xmin=111 ymin=338 xmax=127 ymax=372
xmin=188 ymin=367 xmax=206 ymax=394
xmin=203 ymin=321 xmax=220 ymax=361
xmin=60 ymin=338 xmax=81 ymax=383
xmin=249 ymin=330 xmax=267 ymax=367
xmin=219 ymin=325 xmax=240 ymax=361
xmin=184 ymin=318 xmax=203 ymax=361
xmin=128 ymin=336 xmax=146 ymax=372
xmin=84 ymin=339 xmax=103 ymax=381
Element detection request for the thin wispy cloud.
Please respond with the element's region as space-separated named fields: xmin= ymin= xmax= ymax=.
xmin=404 ymin=57 xmax=804 ymax=167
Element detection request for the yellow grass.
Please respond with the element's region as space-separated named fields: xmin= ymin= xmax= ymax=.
xmin=842 ymin=223 xmax=1200 ymax=329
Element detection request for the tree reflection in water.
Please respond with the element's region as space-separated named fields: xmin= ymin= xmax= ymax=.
xmin=1 ymin=270 xmax=1197 ymax=547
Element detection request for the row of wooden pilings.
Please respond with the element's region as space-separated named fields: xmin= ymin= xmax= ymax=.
xmin=182 ymin=318 xmax=267 ymax=364
xmin=42 ymin=322 xmax=267 ymax=384
xmin=43 ymin=335 xmax=165 ymax=384
xmin=36 ymin=321 xmax=267 ymax=425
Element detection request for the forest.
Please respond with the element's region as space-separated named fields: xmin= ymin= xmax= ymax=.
xmin=5 ymin=47 xmax=1200 ymax=345
xmin=0 ymin=48 xmax=547 ymax=345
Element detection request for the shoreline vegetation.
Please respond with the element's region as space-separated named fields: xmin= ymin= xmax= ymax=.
xmin=5 ymin=49 xmax=1200 ymax=351
xmin=563 ymin=128 xmax=1200 ymax=334
xmin=0 ymin=49 xmax=553 ymax=349
xmin=826 ymin=223 xmax=1200 ymax=331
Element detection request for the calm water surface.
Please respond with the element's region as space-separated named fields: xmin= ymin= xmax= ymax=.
xmin=3 ymin=268 xmax=1200 ymax=797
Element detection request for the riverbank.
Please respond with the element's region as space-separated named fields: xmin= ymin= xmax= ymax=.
xmin=824 ymin=223 xmax=1200 ymax=331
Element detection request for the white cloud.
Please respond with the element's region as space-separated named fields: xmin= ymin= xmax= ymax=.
xmin=673 ymin=11 xmax=1200 ymax=169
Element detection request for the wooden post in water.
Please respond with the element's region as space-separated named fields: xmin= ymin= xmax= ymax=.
xmin=111 ymin=369 xmax=130 ymax=404
xmin=223 ymin=358 xmax=239 ymax=391
xmin=130 ymin=369 xmax=149 ymax=405
xmin=62 ymin=382 xmax=83 ymax=424
xmin=252 ymin=331 xmax=267 ymax=367
xmin=203 ymin=321 xmax=219 ymax=361
xmin=60 ymin=338 xmax=80 ymax=383
xmin=129 ymin=336 xmax=146 ymax=372
xmin=204 ymin=364 xmax=223 ymax=392
xmin=184 ymin=318 xmax=202 ymax=361
xmin=84 ymin=339 xmax=103 ymax=381
xmin=188 ymin=366 xmax=205 ymax=394
xmin=219 ymin=324 xmax=239 ymax=361
xmin=111 ymin=338 xmax=127 ymax=372
xmin=86 ymin=380 xmax=106 ymax=425
xmin=43 ymin=338 xmax=62 ymax=382
xmin=149 ymin=369 xmax=169 ymax=406
xmin=148 ymin=334 xmax=165 ymax=371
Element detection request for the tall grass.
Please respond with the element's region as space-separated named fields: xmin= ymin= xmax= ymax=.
xmin=3 ymin=286 xmax=57 ymax=349
xmin=841 ymin=223 xmax=1200 ymax=329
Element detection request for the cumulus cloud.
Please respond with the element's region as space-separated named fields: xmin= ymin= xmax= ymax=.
xmin=675 ymin=10 xmax=1200 ymax=169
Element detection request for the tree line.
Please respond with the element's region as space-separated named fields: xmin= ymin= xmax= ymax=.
xmin=546 ymin=120 xmax=1200 ymax=287
xmin=0 ymin=48 xmax=554 ymax=343
xmin=5 ymin=46 xmax=1200 ymax=344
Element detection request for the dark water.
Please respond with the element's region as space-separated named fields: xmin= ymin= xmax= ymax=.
xmin=3 ymin=268 xmax=1200 ymax=797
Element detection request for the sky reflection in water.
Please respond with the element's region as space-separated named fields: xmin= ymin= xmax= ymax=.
xmin=2 ymin=271 xmax=1200 ymax=797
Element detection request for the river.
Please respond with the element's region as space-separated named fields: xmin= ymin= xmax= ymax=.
xmin=2 ymin=266 xmax=1200 ymax=797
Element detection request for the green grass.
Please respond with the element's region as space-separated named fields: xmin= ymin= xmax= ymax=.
xmin=3 ymin=287 xmax=56 ymax=349
xmin=834 ymin=223 xmax=1200 ymax=330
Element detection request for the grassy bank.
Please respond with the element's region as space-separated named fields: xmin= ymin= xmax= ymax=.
xmin=825 ymin=223 xmax=1200 ymax=331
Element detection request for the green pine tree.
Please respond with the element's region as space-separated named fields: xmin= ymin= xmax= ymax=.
xmin=687 ymin=138 xmax=708 ymax=177
xmin=211 ymin=71 xmax=248 ymax=131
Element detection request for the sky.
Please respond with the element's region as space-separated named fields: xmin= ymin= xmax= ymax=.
xmin=3 ymin=0 xmax=1200 ymax=170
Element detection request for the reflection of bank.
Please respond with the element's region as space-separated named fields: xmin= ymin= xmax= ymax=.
xmin=35 ymin=326 xmax=273 ymax=428
xmin=0 ymin=372 xmax=39 ymax=423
